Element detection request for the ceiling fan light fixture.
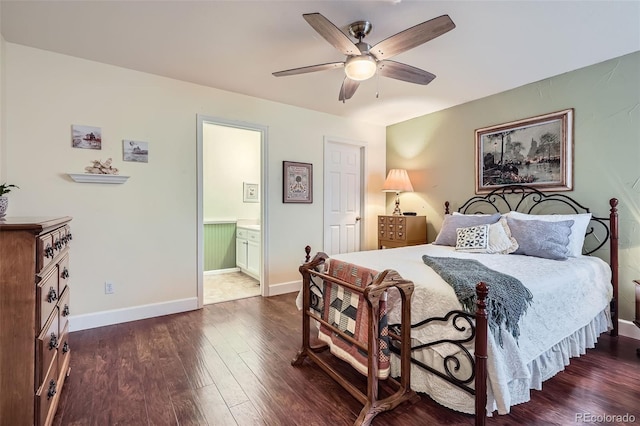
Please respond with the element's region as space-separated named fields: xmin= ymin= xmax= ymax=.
xmin=344 ymin=55 xmax=377 ymax=81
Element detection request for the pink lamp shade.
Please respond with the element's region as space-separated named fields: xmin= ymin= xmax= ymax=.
xmin=382 ymin=169 xmax=414 ymax=193
xmin=382 ymin=169 xmax=413 ymax=215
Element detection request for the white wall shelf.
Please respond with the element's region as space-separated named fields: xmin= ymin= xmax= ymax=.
xmin=68 ymin=173 xmax=129 ymax=184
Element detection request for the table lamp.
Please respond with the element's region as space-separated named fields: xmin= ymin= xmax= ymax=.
xmin=382 ymin=169 xmax=414 ymax=215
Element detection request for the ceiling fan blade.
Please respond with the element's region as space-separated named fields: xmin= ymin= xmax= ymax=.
xmin=378 ymin=60 xmax=436 ymax=85
xmin=303 ymin=13 xmax=360 ymax=56
xmin=370 ymin=15 xmax=455 ymax=60
xmin=273 ymin=61 xmax=344 ymax=77
xmin=338 ymin=78 xmax=360 ymax=101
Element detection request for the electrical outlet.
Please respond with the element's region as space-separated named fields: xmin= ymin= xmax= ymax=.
xmin=105 ymin=281 xmax=115 ymax=294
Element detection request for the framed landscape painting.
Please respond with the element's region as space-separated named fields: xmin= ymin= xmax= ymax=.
xmin=475 ymin=109 xmax=574 ymax=194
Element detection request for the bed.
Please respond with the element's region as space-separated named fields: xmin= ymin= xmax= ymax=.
xmin=293 ymin=185 xmax=619 ymax=426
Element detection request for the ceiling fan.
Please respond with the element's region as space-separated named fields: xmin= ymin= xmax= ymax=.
xmin=273 ymin=13 xmax=456 ymax=102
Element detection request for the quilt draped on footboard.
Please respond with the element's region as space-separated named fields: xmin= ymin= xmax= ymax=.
xmin=316 ymin=260 xmax=391 ymax=379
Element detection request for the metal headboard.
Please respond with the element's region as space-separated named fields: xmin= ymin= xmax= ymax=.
xmin=444 ymin=185 xmax=613 ymax=256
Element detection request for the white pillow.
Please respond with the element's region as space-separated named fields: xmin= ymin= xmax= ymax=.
xmin=455 ymin=218 xmax=518 ymax=254
xmin=487 ymin=217 xmax=519 ymax=254
xmin=503 ymin=211 xmax=592 ymax=257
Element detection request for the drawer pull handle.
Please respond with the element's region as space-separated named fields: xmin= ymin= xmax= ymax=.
xmin=67 ymin=232 xmax=73 ymax=241
xmin=44 ymin=245 xmax=54 ymax=258
xmin=55 ymin=239 xmax=62 ymax=250
xmin=62 ymin=341 xmax=70 ymax=354
xmin=62 ymin=304 xmax=70 ymax=317
xmin=49 ymin=333 xmax=59 ymax=350
xmin=61 ymin=267 xmax=70 ymax=279
xmin=47 ymin=287 xmax=58 ymax=303
xmin=47 ymin=380 xmax=57 ymax=400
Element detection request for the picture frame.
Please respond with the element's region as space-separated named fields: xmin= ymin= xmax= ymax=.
xmin=243 ymin=182 xmax=259 ymax=203
xmin=475 ymin=109 xmax=574 ymax=194
xmin=283 ymin=161 xmax=313 ymax=203
xmin=123 ymin=140 xmax=149 ymax=163
xmin=72 ymin=125 xmax=102 ymax=150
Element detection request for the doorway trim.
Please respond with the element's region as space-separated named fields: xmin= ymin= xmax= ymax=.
xmin=196 ymin=114 xmax=269 ymax=308
xmin=323 ymin=136 xmax=367 ymax=254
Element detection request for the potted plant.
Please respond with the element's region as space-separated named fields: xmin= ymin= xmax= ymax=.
xmin=0 ymin=183 xmax=19 ymax=217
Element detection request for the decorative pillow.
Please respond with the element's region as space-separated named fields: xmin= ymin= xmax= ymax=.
xmin=504 ymin=211 xmax=591 ymax=257
xmin=487 ymin=217 xmax=519 ymax=254
xmin=455 ymin=217 xmax=519 ymax=254
xmin=506 ymin=217 xmax=574 ymax=260
xmin=455 ymin=224 xmax=489 ymax=252
xmin=434 ymin=213 xmax=501 ymax=246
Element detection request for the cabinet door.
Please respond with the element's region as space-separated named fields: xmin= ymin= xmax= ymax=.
xmin=247 ymin=240 xmax=260 ymax=277
xmin=236 ymin=238 xmax=247 ymax=269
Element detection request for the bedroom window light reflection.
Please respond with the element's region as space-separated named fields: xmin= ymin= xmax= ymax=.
xmin=382 ymin=169 xmax=414 ymax=215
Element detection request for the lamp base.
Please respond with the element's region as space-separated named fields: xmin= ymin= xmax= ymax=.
xmin=392 ymin=193 xmax=402 ymax=215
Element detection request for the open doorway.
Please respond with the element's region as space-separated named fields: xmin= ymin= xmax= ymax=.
xmin=196 ymin=115 xmax=267 ymax=307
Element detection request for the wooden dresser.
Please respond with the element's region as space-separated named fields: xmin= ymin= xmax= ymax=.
xmin=0 ymin=217 xmax=72 ymax=425
xmin=378 ymin=215 xmax=427 ymax=249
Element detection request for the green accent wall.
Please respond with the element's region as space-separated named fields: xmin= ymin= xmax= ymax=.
xmin=387 ymin=51 xmax=640 ymax=321
xmin=204 ymin=223 xmax=236 ymax=271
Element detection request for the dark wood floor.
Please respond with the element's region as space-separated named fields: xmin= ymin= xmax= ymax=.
xmin=53 ymin=293 xmax=640 ymax=426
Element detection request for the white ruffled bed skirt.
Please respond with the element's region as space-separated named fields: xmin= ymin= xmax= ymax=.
xmin=389 ymin=308 xmax=612 ymax=415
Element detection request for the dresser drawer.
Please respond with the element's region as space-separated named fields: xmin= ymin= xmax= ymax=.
xmin=37 ymin=233 xmax=55 ymax=273
xmin=247 ymin=229 xmax=260 ymax=243
xmin=58 ymin=253 xmax=70 ymax=291
xmin=58 ymin=287 xmax=71 ymax=336
xmin=37 ymin=268 xmax=59 ymax=330
xmin=36 ymin=314 xmax=60 ymax=392
xmin=35 ymin=353 xmax=59 ymax=426
xmin=60 ymin=224 xmax=72 ymax=250
xmin=58 ymin=321 xmax=71 ymax=379
xmin=51 ymin=229 xmax=62 ymax=259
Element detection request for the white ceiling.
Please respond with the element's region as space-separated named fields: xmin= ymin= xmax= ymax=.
xmin=1 ymin=1 xmax=639 ymax=126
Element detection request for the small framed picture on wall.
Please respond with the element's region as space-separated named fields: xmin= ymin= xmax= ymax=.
xmin=283 ymin=161 xmax=312 ymax=203
xmin=243 ymin=182 xmax=259 ymax=203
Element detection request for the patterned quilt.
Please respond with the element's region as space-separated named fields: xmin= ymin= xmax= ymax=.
xmin=316 ymin=259 xmax=391 ymax=379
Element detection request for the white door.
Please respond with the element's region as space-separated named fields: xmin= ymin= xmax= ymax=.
xmin=324 ymin=139 xmax=363 ymax=255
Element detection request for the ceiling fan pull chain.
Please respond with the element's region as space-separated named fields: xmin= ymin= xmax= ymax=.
xmin=376 ymin=72 xmax=380 ymax=99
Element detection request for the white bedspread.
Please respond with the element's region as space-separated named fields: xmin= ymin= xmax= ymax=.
xmin=331 ymin=244 xmax=613 ymax=415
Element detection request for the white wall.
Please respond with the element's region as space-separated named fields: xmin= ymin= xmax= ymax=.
xmin=203 ymin=124 xmax=260 ymax=222
xmin=0 ymin=32 xmax=5 ymax=182
xmin=4 ymin=43 xmax=386 ymax=327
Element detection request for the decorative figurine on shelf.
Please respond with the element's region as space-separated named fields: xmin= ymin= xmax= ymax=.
xmin=84 ymin=158 xmax=119 ymax=175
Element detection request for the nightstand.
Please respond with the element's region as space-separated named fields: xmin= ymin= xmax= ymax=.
xmin=378 ymin=215 xmax=427 ymax=249
xmin=634 ymin=279 xmax=639 ymax=356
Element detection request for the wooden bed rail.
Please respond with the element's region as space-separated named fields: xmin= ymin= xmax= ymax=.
xmin=609 ymin=198 xmax=619 ymax=337
xmin=295 ymin=249 xmax=490 ymax=426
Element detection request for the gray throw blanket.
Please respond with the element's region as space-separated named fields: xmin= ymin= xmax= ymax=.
xmin=422 ymin=255 xmax=533 ymax=346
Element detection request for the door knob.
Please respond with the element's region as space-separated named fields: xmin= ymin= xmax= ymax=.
xmin=355 ymin=216 xmax=361 ymax=222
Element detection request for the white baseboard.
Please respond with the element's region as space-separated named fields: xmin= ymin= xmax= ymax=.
xmin=267 ymin=280 xmax=301 ymax=297
xmin=69 ymin=297 xmax=198 ymax=332
xmin=204 ymin=267 xmax=239 ymax=276
xmin=618 ymin=319 xmax=640 ymax=340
